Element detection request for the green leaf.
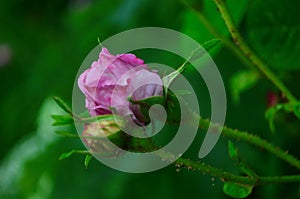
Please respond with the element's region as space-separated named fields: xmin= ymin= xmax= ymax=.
xmin=227 ymin=141 xmax=257 ymax=177
xmin=55 ymin=131 xmax=79 ymax=138
xmin=59 ymin=150 xmax=75 ymax=160
xmin=265 ymin=102 xmax=300 ymax=132
xmin=265 ymin=103 xmax=291 ymax=132
xmin=51 ymin=114 xmax=74 ymax=126
xmin=189 ymin=39 xmax=221 ymax=62
xmin=228 ymin=140 xmax=238 ymax=160
xmin=84 ymin=153 xmax=93 ymax=169
xmin=223 ymin=182 xmax=254 ymax=198
xmin=293 ymin=102 xmax=300 ymax=120
xmin=129 ymin=96 xmax=166 ymax=123
xmin=165 ymin=90 xmax=181 ymax=124
xmin=265 ymin=106 xmax=279 ymax=133
xmin=230 ymin=70 xmax=259 ymax=103
xmin=246 ymin=0 xmax=300 ymax=70
xmin=79 ymin=114 xmax=122 ymax=124
xmin=129 ymin=96 xmax=165 ymax=107
xmin=173 ymin=89 xmax=193 ymax=96
xmin=182 ymin=0 xmax=203 ymax=12
xmin=182 ymin=0 xmax=248 ymax=56
xmin=201 ymin=39 xmax=221 ymax=53
xmin=163 ymin=39 xmax=220 ymax=92
xmin=59 ymin=150 xmax=88 ymax=160
xmin=52 ymin=96 xmax=73 ymax=116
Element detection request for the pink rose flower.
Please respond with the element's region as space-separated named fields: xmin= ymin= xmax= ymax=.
xmin=78 ymin=48 xmax=163 ymax=124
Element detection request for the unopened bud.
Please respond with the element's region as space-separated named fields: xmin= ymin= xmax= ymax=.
xmin=82 ymin=120 xmax=126 ymax=157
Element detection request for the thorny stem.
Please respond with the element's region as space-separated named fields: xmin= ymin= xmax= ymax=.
xmin=68 ymin=109 xmax=300 ymax=184
xmin=175 ymin=158 xmax=300 ymax=185
xmin=130 ymin=121 xmax=300 ymax=185
xmin=183 ymin=2 xmax=257 ymax=71
xmin=169 ymin=116 xmax=300 ymax=185
xmin=212 ymin=0 xmax=297 ymax=103
xmin=62 ymin=144 xmax=300 ymax=185
xmin=58 ymin=112 xmax=300 ymax=185
xmin=179 ymin=0 xmax=300 ymax=185
xmin=197 ymin=118 xmax=300 ymax=170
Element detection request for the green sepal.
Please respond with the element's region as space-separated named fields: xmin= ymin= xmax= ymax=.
xmin=51 ymin=114 xmax=74 ymax=126
xmin=165 ymin=90 xmax=181 ymax=124
xmin=162 ymin=39 xmax=220 ymax=95
xmin=84 ymin=153 xmax=93 ymax=169
xmin=55 ymin=130 xmax=79 ymax=138
xmin=228 ymin=140 xmax=238 ymax=160
xmin=227 ymin=141 xmax=257 ymax=177
xmin=52 ymin=96 xmax=73 ymax=116
xmin=129 ymin=96 xmax=166 ymax=123
xmin=58 ymin=150 xmax=89 ymax=160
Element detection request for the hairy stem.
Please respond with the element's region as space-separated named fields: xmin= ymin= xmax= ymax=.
xmin=60 ymin=114 xmax=300 ymax=185
xmin=183 ymin=2 xmax=257 ymax=71
xmin=212 ymin=0 xmax=297 ymax=103
xmin=258 ymin=175 xmax=300 ymax=184
xmin=176 ymin=158 xmax=300 ymax=185
xmin=132 ymin=117 xmax=300 ymax=185
xmin=198 ymin=118 xmax=300 ymax=170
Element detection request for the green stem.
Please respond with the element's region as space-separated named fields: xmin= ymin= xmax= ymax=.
xmin=128 ymin=119 xmax=300 ymax=185
xmin=184 ymin=3 xmax=257 ymax=71
xmin=176 ymin=158 xmax=300 ymax=185
xmin=258 ymin=175 xmax=300 ymax=184
xmin=63 ymin=147 xmax=300 ymax=185
xmin=176 ymin=158 xmax=257 ymax=185
xmin=198 ymin=118 xmax=300 ymax=170
xmin=60 ymin=115 xmax=300 ymax=185
xmin=78 ymin=109 xmax=300 ymax=170
xmin=212 ymin=0 xmax=297 ymax=103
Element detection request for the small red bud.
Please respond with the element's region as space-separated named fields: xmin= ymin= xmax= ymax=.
xmin=267 ymin=91 xmax=278 ymax=107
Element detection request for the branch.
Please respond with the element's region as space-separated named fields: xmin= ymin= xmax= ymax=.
xmin=176 ymin=158 xmax=300 ymax=185
xmin=211 ymin=0 xmax=297 ymax=103
xmin=56 ymin=114 xmax=300 ymax=185
xmin=198 ymin=118 xmax=300 ymax=170
xmin=183 ymin=2 xmax=257 ymax=71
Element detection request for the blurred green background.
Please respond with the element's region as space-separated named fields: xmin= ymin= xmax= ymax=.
xmin=0 ymin=0 xmax=300 ymax=198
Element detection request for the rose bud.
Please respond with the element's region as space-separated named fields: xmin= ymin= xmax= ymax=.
xmin=82 ymin=120 xmax=127 ymax=157
xmin=266 ymin=91 xmax=278 ymax=107
xmin=78 ymin=48 xmax=163 ymax=125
